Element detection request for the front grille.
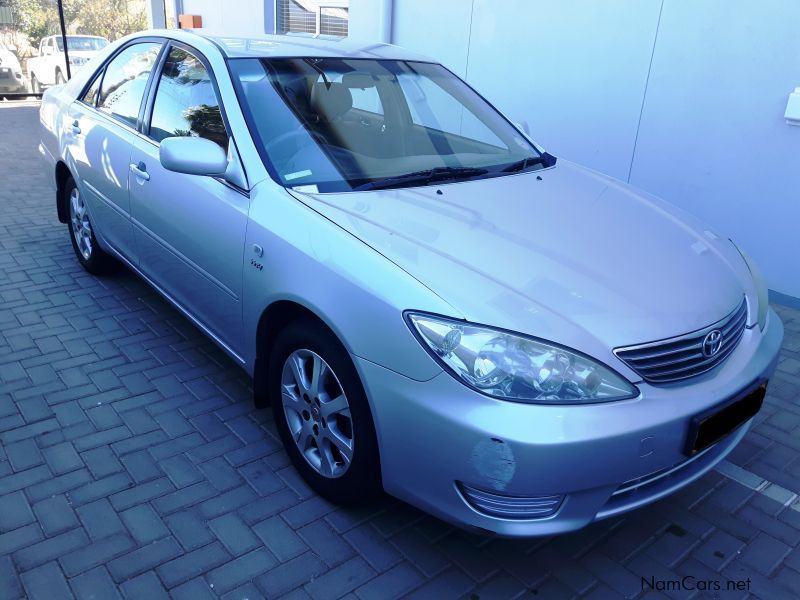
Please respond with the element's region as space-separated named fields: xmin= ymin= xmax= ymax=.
xmin=614 ymin=298 xmax=748 ymax=383
xmin=457 ymin=483 xmax=563 ymax=520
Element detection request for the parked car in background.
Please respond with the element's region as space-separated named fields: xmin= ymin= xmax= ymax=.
xmin=28 ymin=35 xmax=108 ymax=91
xmin=0 ymin=41 xmax=25 ymax=97
xmin=38 ymin=30 xmax=783 ymax=537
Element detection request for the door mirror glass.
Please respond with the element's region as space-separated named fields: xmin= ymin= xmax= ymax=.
xmin=159 ymin=136 xmax=228 ymax=176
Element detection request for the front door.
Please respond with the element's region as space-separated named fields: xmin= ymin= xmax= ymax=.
xmin=129 ymin=44 xmax=248 ymax=351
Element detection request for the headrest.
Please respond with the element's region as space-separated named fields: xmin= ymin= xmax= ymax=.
xmin=310 ymin=82 xmax=353 ymax=121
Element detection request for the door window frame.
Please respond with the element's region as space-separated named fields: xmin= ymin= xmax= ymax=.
xmin=76 ymin=37 xmax=167 ymax=133
xmin=141 ymin=40 xmax=233 ymax=150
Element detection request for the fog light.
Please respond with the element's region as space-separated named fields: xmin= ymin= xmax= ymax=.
xmin=457 ymin=482 xmax=564 ymax=520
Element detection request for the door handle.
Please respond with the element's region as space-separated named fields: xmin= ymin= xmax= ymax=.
xmin=71 ymin=120 xmax=81 ymax=134
xmin=129 ymin=161 xmax=150 ymax=181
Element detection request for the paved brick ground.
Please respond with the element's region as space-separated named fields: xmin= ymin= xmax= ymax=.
xmin=1 ymin=101 xmax=799 ymax=600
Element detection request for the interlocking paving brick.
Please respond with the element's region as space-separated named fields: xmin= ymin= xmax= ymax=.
xmin=20 ymin=561 xmax=73 ymax=600
xmin=0 ymin=490 xmax=35 ymax=533
xmin=208 ymin=512 xmax=261 ymax=557
xmin=171 ymin=577 xmax=216 ymax=600
xmin=33 ymin=495 xmax=79 ymax=537
xmin=69 ymin=566 xmax=123 ymax=600
xmin=13 ymin=527 xmax=90 ymax=572
xmin=59 ymin=532 xmax=137 ymax=577
xmin=119 ymin=570 xmax=170 ymax=599
xmin=2 ymin=103 xmax=800 ymax=599
xmin=206 ymin=547 xmax=277 ymax=594
xmin=120 ymin=503 xmax=169 ymax=545
xmin=155 ymin=541 xmax=232 ymax=589
xmin=106 ymin=537 xmax=184 ymax=582
xmin=0 ymin=555 xmax=24 ymax=599
xmin=76 ymin=498 xmax=126 ymax=541
xmin=738 ymin=531 xmax=792 ymax=576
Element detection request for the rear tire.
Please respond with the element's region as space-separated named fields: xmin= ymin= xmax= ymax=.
xmin=268 ymin=318 xmax=382 ymax=504
xmin=64 ymin=176 xmax=119 ymax=275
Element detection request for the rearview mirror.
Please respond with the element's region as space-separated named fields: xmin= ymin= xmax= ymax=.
xmin=159 ymin=136 xmax=228 ymax=177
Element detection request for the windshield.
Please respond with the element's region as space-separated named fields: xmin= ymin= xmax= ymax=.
xmin=231 ymin=58 xmax=549 ymax=192
xmin=56 ymin=37 xmax=108 ymax=52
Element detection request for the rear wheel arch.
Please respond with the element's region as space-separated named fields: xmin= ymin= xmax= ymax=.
xmin=55 ymin=161 xmax=73 ymax=223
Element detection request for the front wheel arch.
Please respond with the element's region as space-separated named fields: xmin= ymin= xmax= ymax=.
xmin=253 ymin=300 xmax=340 ymax=408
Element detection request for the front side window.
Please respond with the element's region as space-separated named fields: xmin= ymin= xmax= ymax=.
xmin=231 ymin=57 xmax=545 ymax=192
xmin=98 ymin=42 xmax=161 ymax=127
xmin=149 ymin=46 xmax=229 ymax=151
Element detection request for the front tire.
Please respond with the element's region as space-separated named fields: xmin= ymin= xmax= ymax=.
xmin=30 ymin=74 xmax=40 ymax=94
xmin=55 ymin=70 xmax=65 ymax=84
xmin=269 ymin=319 xmax=382 ymax=504
xmin=65 ymin=176 xmax=118 ymax=274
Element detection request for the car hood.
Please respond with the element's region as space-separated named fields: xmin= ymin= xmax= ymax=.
xmin=289 ymin=161 xmax=753 ymax=355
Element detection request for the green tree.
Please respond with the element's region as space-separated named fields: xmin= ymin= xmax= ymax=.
xmin=10 ymin=0 xmax=146 ymax=48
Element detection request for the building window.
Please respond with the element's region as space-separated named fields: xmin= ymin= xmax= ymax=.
xmin=276 ymin=0 xmax=349 ymax=37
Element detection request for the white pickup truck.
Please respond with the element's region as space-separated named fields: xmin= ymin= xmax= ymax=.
xmin=28 ymin=35 xmax=108 ymax=91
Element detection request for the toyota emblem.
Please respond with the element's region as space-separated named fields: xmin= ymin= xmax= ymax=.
xmin=702 ymin=329 xmax=723 ymax=357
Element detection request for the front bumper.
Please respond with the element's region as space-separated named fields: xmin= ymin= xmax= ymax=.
xmin=357 ymin=308 xmax=783 ymax=537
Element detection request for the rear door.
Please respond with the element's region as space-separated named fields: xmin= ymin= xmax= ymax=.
xmin=129 ymin=43 xmax=248 ymax=351
xmin=68 ymin=41 xmax=162 ymax=262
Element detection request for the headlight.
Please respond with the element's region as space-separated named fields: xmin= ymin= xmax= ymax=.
xmin=731 ymin=242 xmax=768 ymax=330
xmin=406 ymin=313 xmax=638 ymax=404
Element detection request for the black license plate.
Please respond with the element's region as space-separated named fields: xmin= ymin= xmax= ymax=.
xmin=685 ymin=382 xmax=767 ymax=455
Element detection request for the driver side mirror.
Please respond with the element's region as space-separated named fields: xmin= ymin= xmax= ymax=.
xmin=159 ymin=136 xmax=228 ymax=177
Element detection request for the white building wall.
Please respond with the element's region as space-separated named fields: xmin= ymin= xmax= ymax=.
xmin=180 ymin=0 xmax=267 ymax=36
xmin=350 ymin=0 xmax=800 ymax=298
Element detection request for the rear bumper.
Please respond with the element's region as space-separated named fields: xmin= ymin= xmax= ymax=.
xmin=357 ymin=308 xmax=783 ymax=537
xmin=0 ymin=72 xmax=26 ymax=94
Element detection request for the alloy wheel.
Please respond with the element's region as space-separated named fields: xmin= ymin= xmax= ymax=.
xmin=69 ymin=187 xmax=92 ymax=260
xmin=280 ymin=349 xmax=354 ymax=478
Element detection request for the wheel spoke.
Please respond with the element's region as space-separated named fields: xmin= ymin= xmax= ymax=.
xmin=293 ymin=420 xmax=313 ymax=451
xmin=320 ymin=393 xmax=349 ymax=419
xmin=317 ymin=445 xmax=336 ymax=477
xmin=281 ymin=384 xmax=303 ymax=413
xmin=323 ymin=425 xmax=353 ymax=462
xmin=288 ymin=353 xmax=309 ymax=393
xmin=309 ymin=355 xmax=328 ymax=398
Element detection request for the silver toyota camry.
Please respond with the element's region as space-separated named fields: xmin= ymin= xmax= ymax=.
xmin=39 ymin=29 xmax=783 ymax=536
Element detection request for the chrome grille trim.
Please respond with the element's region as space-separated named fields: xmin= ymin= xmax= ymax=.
xmin=614 ymin=298 xmax=747 ymax=383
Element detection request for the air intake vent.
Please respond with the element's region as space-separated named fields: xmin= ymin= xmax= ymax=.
xmin=614 ymin=298 xmax=747 ymax=384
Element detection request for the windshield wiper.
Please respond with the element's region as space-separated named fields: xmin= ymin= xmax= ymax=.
xmin=353 ymin=166 xmax=489 ymax=191
xmin=499 ymin=153 xmax=555 ymax=173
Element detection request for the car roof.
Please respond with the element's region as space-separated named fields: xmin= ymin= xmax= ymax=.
xmin=135 ymin=29 xmax=434 ymax=63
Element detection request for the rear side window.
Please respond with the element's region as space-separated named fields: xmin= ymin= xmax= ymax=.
xmin=97 ymin=42 xmax=161 ymax=127
xmin=149 ymin=46 xmax=228 ymax=151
